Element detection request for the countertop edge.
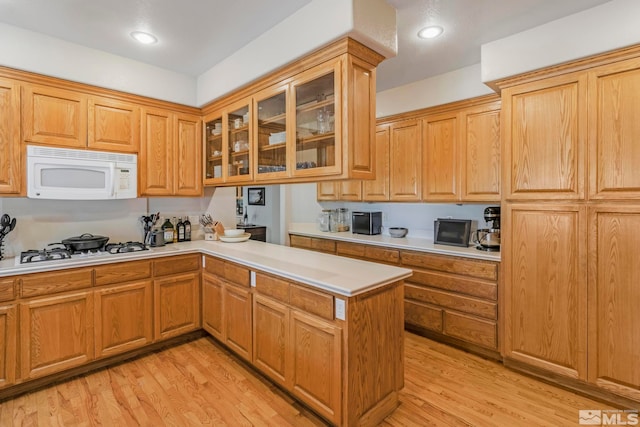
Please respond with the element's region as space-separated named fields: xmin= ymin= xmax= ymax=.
xmin=288 ymin=223 xmax=501 ymax=262
xmin=0 ymin=241 xmax=412 ymax=297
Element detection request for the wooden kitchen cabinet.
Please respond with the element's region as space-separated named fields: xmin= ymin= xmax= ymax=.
xmin=22 ymin=85 xmax=139 ymax=153
xmin=140 ymin=108 xmax=202 ymax=196
xmin=289 ymin=235 xmax=336 ymax=254
xmin=202 ymin=38 xmax=382 ymax=187
xmin=503 ymin=204 xmax=587 ymax=379
xmin=422 ymin=111 xmax=458 ymax=202
xmin=153 ymin=255 xmax=200 ymax=341
xmin=253 ymin=292 xmax=290 ymax=386
xmin=291 ymin=310 xmax=342 ymax=425
xmin=0 ymin=304 xmax=16 ymax=389
xmin=501 ymin=72 xmax=586 ymax=201
xmin=588 ymin=205 xmax=640 ymax=401
xmin=202 ymin=256 xmax=252 ymax=361
xmin=588 ymin=57 xmax=640 ymax=200
xmin=363 ymin=124 xmax=391 ymax=201
xmin=88 ymin=96 xmax=140 ymax=153
xmin=389 ymin=118 xmax=422 ymax=201
xmin=460 ymin=101 xmax=501 ymax=201
xmin=20 ymin=291 xmax=94 ymax=380
xmin=22 ymin=84 xmax=87 ymax=148
xmin=316 ymin=123 xmax=390 ymax=202
xmin=0 ymin=78 xmax=21 ymax=195
xmin=94 ymin=280 xmax=153 ymax=358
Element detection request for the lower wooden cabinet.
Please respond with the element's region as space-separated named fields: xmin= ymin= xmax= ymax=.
xmin=588 ymin=205 xmax=640 ymax=401
xmin=223 ymin=283 xmax=252 ymax=361
xmin=154 ymin=272 xmax=200 ymax=341
xmin=20 ymin=291 xmax=94 ymax=380
xmin=253 ymin=294 xmax=289 ymax=386
xmin=202 ymin=273 xmax=224 ymax=341
xmin=503 ymin=204 xmax=587 ymax=379
xmin=290 ymin=310 xmax=342 ymax=425
xmin=0 ymin=304 xmax=16 ymax=389
xmin=94 ymin=281 xmax=153 ymax=358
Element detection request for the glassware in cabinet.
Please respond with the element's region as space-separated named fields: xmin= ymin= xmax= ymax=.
xmin=255 ymin=86 xmax=288 ymax=179
xmin=205 ymin=116 xmax=224 ymax=182
xmin=293 ymin=64 xmax=340 ymax=175
xmin=227 ymin=103 xmax=251 ymax=181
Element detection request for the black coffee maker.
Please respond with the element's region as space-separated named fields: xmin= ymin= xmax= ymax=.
xmin=472 ymin=206 xmax=500 ymax=251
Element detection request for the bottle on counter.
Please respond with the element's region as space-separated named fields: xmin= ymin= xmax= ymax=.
xmin=162 ymin=217 xmax=174 ymax=244
xmin=172 ymin=217 xmax=179 ymax=243
xmin=243 ymin=208 xmax=248 ymax=225
xmin=177 ymin=217 xmax=185 ymax=242
xmin=184 ymin=217 xmax=192 ymax=241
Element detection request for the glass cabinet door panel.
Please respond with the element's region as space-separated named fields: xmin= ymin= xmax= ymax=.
xmin=256 ymin=88 xmax=287 ymax=178
xmin=205 ymin=115 xmax=224 ymax=181
xmin=294 ymin=68 xmax=339 ymax=173
xmin=227 ymin=104 xmax=251 ymax=180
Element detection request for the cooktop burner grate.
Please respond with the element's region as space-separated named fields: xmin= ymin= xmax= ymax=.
xmin=105 ymin=241 xmax=148 ymax=254
xmin=19 ymin=247 xmax=72 ymax=264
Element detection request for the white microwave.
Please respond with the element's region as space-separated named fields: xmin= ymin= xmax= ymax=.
xmin=27 ymin=145 xmax=137 ymax=200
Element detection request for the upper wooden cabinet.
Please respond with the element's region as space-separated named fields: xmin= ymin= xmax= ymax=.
xmin=422 ymin=111 xmax=458 ymax=202
xmin=23 ymin=84 xmax=139 ymax=153
xmin=88 ymin=96 xmax=140 ymax=153
xmin=501 ymin=72 xmax=586 ymax=201
xmin=140 ymin=108 xmax=202 ymax=196
xmin=460 ymin=101 xmax=501 ymax=201
xmin=320 ymin=95 xmax=501 ymax=203
xmin=202 ymin=38 xmax=382 ymax=187
xmin=0 ymin=78 xmax=21 ymax=195
xmin=390 ymin=118 xmax=422 ymax=201
xmin=588 ymin=57 xmax=640 ymax=200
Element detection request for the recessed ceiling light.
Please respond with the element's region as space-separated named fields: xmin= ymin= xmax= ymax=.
xmin=417 ymin=26 xmax=444 ymax=39
xmin=130 ymin=31 xmax=158 ymax=45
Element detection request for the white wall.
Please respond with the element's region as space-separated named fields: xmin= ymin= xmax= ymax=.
xmin=0 ymin=187 xmax=235 ymax=259
xmin=239 ymin=185 xmax=282 ymax=244
xmin=196 ymin=0 xmax=397 ymax=106
xmin=376 ymin=63 xmax=494 ymax=118
xmin=481 ymin=0 xmax=640 ymax=83
xmin=0 ymin=23 xmax=197 ymax=106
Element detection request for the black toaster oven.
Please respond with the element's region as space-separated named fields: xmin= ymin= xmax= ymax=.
xmin=351 ymin=211 xmax=382 ymax=235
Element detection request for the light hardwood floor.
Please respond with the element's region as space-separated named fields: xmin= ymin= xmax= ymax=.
xmin=0 ymin=332 xmax=616 ymax=426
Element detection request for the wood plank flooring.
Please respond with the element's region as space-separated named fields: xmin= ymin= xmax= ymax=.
xmin=0 ymin=332 xmax=617 ymax=426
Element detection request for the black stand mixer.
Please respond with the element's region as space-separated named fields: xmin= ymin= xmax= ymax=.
xmin=472 ymin=206 xmax=500 ymax=252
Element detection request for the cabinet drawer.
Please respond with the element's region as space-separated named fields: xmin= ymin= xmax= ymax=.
xmin=22 ymin=268 xmax=93 ymax=298
xmin=405 ymin=283 xmax=497 ymax=320
xmin=0 ymin=278 xmax=16 ymax=302
xmin=154 ymin=254 xmax=200 ymax=277
xmin=408 ymin=269 xmax=497 ymax=300
xmin=336 ymin=242 xmax=400 ymax=264
xmin=310 ymin=238 xmax=335 ymax=254
xmin=224 ymin=262 xmax=250 ymax=288
xmin=203 ymin=256 xmax=224 ymax=275
xmin=94 ymin=260 xmax=152 ymax=286
xmin=443 ymin=311 xmax=497 ymax=350
xmin=290 ymin=284 xmax=334 ymax=321
xmin=404 ymin=300 xmax=442 ymax=332
xmin=401 ymin=251 xmax=498 ymax=281
xmin=255 ymin=273 xmax=290 ymax=303
xmin=290 ymin=235 xmax=312 ymax=249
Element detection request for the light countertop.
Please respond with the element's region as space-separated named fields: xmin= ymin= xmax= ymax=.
xmin=0 ymin=240 xmax=412 ymax=297
xmin=288 ymin=223 xmax=501 ymax=262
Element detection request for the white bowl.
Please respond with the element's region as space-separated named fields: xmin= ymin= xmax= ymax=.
xmin=224 ymin=229 xmax=244 ymax=237
xmin=388 ymin=227 xmax=408 ymax=238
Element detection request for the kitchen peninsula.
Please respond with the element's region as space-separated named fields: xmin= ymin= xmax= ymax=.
xmin=0 ymin=240 xmax=411 ymax=427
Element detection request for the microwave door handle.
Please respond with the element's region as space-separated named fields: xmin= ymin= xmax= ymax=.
xmin=109 ymin=163 xmax=116 ymax=197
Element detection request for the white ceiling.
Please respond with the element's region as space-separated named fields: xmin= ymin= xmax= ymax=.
xmin=0 ymin=0 xmax=613 ymax=92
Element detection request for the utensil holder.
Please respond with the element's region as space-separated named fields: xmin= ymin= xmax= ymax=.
xmin=0 ymin=240 xmax=4 ymax=261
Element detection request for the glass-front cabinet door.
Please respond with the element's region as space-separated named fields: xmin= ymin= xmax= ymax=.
xmin=254 ymin=84 xmax=288 ymax=180
xmin=291 ymin=61 xmax=342 ymax=177
xmin=204 ymin=113 xmax=224 ymax=184
xmin=226 ymin=99 xmax=252 ymax=182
